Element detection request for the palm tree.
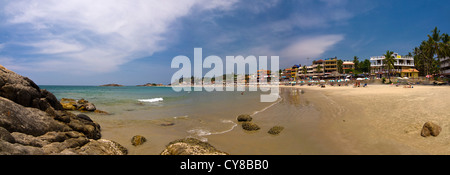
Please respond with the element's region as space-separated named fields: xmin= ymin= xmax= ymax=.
xmin=337 ymin=59 xmax=343 ymax=74
xmin=383 ymin=50 xmax=395 ymax=83
xmin=316 ymin=64 xmax=323 ymax=75
xmin=302 ymin=66 xmax=307 ymax=80
xmin=353 ymin=56 xmax=359 ymax=72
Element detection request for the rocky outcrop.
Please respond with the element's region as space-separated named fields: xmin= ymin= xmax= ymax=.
xmin=60 ymin=98 xmax=97 ymax=112
xmin=0 ymin=66 xmax=63 ymax=112
xmin=421 ymin=122 xmax=441 ymax=137
xmin=0 ymin=66 xmax=126 ymax=155
xmin=160 ymin=138 xmax=228 ymax=155
xmin=137 ymin=83 xmax=165 ymax=87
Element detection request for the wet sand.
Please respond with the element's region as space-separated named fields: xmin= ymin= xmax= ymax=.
xmin=93 ymin=84 xmax=450 ymax=155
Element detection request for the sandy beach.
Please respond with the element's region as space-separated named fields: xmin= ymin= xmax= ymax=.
xmin=90 ymin=84 xmax=450 ymax=155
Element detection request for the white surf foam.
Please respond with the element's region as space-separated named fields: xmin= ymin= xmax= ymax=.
xmin=251 ymin=96 xmax=282 ymax=116
xmin=187 ymin=120 xmax=238 ymax=142
xmin=138 ymin=97 xmax=163 ymax=103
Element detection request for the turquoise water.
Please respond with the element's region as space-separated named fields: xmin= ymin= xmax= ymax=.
xmin=39 ymin=85 xmax=280 ymax=153
xmin=40 ymin=85 xmax=271 ymax=121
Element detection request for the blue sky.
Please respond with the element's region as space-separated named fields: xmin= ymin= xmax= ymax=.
xmin=0 ymin=0 xmax=449 ymax=85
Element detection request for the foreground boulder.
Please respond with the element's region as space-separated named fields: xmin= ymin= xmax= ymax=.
xmin=160 ymin=138 xmax=228 ymax=155
xmin=131 ymin=135 xmax=147 ymax=146
xmin=0 ymin=66 xmax=126 ymax=155
xmin=0 ymin=66 xmax=63 ymax=112
xmin=421 ymin=122 xmax=441 ymax=137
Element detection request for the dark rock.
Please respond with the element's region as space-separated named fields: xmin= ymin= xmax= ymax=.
xmin=421 ymin=122 xmax=441 ymax=137
xmin=242 ymin=122 xmax=260 ymax=131
xmin=0 ymin=67 xmax=59 ymax=112
xmin=40 ymin=89 xmax=63 ymax=110
xmin=237 ymin=114 xmax=252 ymax=122
xmin=76 ymin=114 xmax=93 ymax=122
xmin=0 ymin=66 xmax=125 ymax=155
xmin=160 ymin=138 xmax=228 ymax=155
xmin=268 ymin=126 xmax=284 ymax=135
xmin=0 ymin=97 xmax=70 ymax=136
xmin=131 ymin=135 xmax=147 ymax=146
xmin=160 ymin=122 xmax=175 ymax=126
xmin=0 ymin=127 xmax=15 ymax=143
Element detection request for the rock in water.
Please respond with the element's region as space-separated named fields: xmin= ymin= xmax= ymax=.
xmin=131 ymin=135 xmax=147 ymax=146
xmin=237 ymin=114 xmax=252 ymax=122
xmin=160 ymin=138 xmax=228 ymax=155
xmin=242 ymin=122 xmax=260 ymax=131
xmin=421 ymin=122 xmax=441 ymax=137
xmin=268 ymin=126 xmax=284 ymax=135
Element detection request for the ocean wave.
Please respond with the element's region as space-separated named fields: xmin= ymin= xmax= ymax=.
xmin=138 ymin=97 xmax=163 ymax=103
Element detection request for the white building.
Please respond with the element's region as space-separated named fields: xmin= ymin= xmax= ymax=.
xmin=370 ymin=52 xmax=415 ymax=77
xmin=441 ymin=57 xmax=450 ymax=76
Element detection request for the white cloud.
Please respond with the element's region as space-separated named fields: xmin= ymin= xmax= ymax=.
xmin=29 ymin=40 xmax=85 ymax=54
xmin=281 ymin=35 xmax=344 ymax=60
xmin=2 ymin=0 xmax=238 ymax=73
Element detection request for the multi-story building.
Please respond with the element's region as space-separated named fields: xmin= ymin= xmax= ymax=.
xmin=342 ymin=61 xmax=354 ymax=71
xmin=324 ymin=58 xmax=337 ymax=73
xmin=441 ymin=57 xmax=450 ymax=77
xmin=370 ymin=52 xmax=416 ymax=78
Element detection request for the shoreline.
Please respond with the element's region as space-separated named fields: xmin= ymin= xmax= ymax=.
xmin=69 ymin=84 xmax=450 ymax=155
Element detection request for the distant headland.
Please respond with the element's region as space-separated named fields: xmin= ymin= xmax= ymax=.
xmin=99 ymin=84 xmax=124 ymax=87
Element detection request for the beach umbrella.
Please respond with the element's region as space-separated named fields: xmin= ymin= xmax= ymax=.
xmin=320 ymin=80 xmax=325 ymax=83
xmin=356 ymin=78 xmax=364 ymax=81
xmin=345 ymin=79 xmax=350 ymax=82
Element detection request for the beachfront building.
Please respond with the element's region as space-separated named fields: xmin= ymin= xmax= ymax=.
xmin=342 ymin=61 xmax=354 ymax=71
xmin=312 ymin=59 xmax=325 ymax=77
xmin=291 ymin=64 xmax=300 ymax=80
xmin=324 ymin=57 xmax=338 ymax=74
xmin=280 ymin=64 xmax=301 ymax=81
xmin=257 ymin=69 xmax=271 ymax=82
xmin=441 ymin=57 xmax=450 ymax=77
xmin=370 ymin=52 xmax=416 ymax=78
xmin=400 ymin=68 xmax=420 ymax=78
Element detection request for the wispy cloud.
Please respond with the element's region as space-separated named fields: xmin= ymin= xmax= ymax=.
xmin=281 ymin=35 xmax=344 ymax=60
xmin=2 ymin=0 xmax=238 ymax=73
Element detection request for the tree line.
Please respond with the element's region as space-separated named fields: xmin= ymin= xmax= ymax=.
xmin=413 ymin=27 xmax=450 ymax=76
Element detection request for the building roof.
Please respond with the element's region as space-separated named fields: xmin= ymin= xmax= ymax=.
xmin=342 ymin=62 xmax=354 ymax=65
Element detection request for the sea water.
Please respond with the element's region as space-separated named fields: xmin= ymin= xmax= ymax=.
xmin=40 ymin=86 xmax=276 ymax=151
